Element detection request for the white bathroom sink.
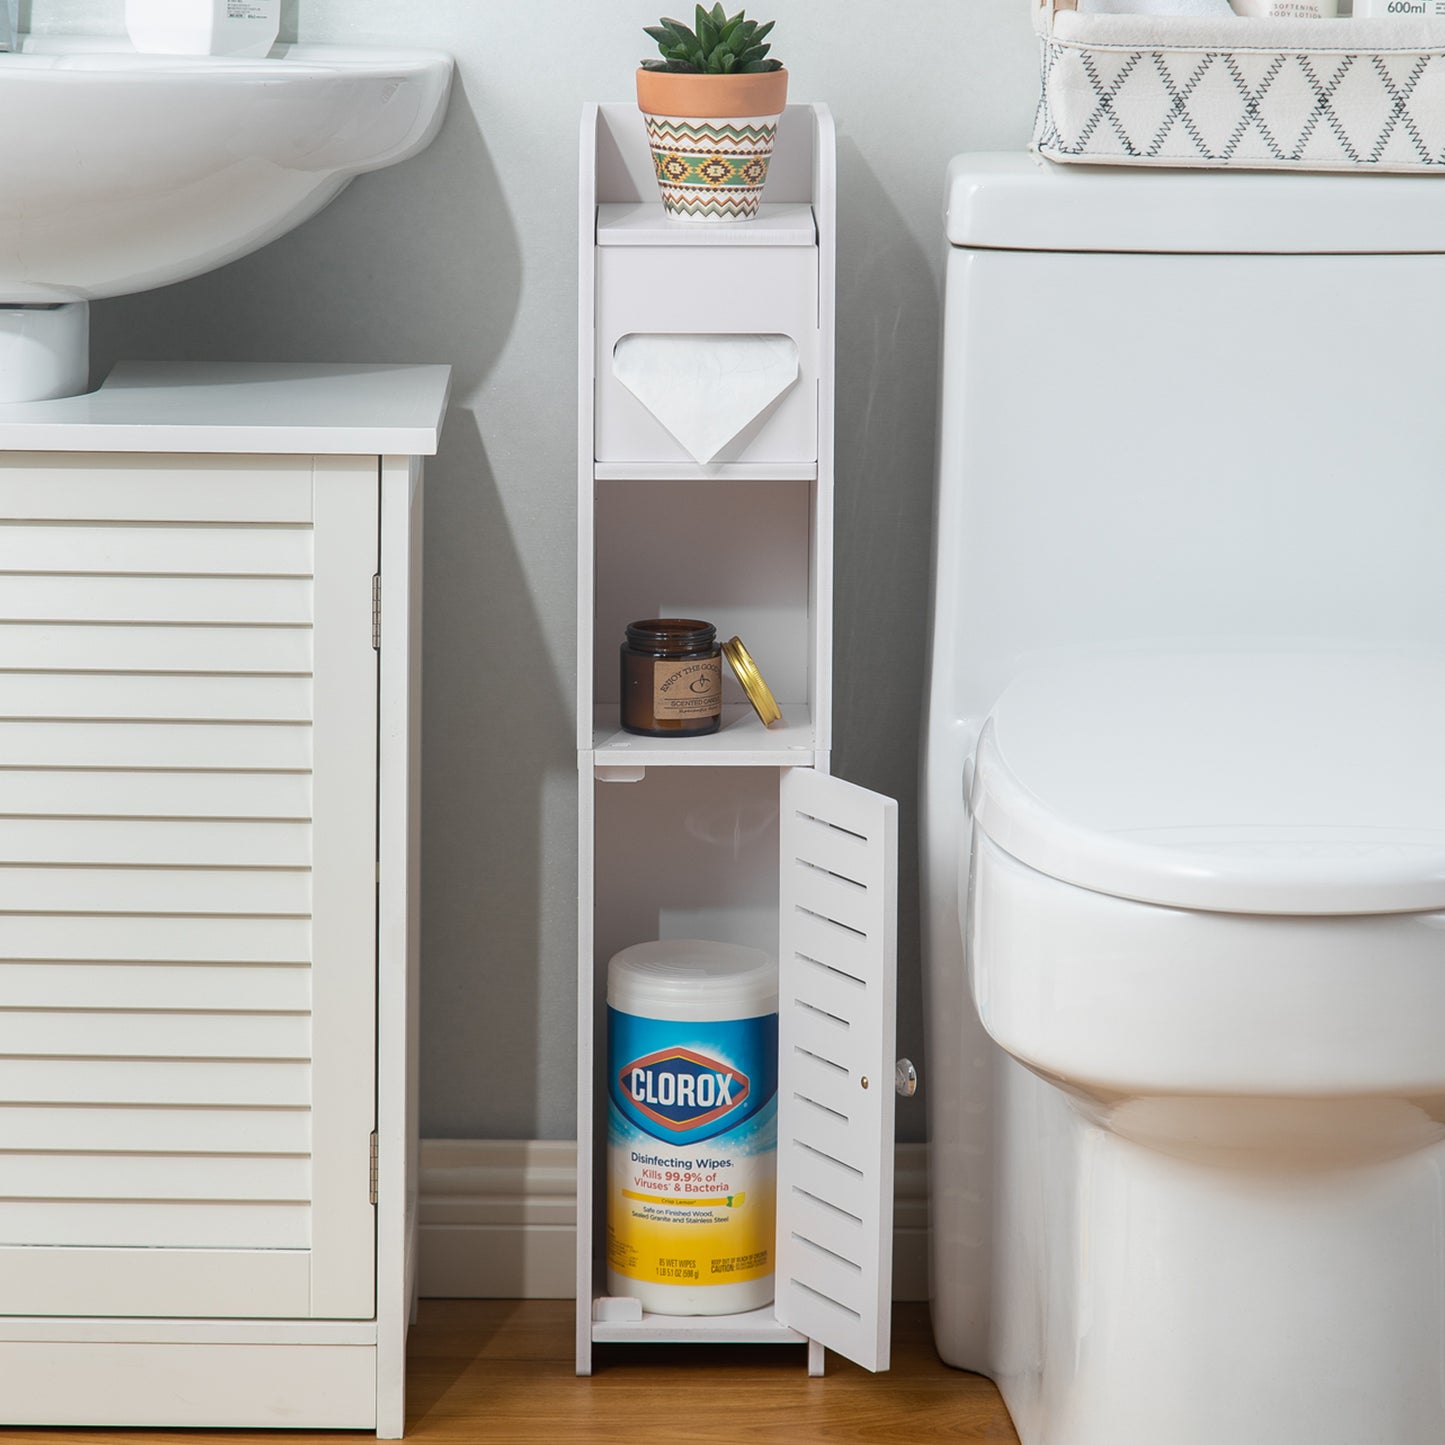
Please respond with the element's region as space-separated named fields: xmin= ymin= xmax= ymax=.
xmin=0 ymin=36 xmax=453 ymax=303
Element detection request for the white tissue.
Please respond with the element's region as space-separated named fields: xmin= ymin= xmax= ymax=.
xmin=612 ymin=333 xmax=799 ymax=465
xmin=1077 ymin=0 xmax=1234 ymax=13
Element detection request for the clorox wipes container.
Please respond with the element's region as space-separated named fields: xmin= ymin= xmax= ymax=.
xmin=606 ymin=939 xmax=778 ymax=1315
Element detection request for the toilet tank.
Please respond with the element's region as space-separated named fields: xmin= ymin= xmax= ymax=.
xmin=932 ymin=154 xmax=1445 ymax=738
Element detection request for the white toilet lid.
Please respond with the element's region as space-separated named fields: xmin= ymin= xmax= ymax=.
xmin=970 ymin=651 xmax=1445 ymax=915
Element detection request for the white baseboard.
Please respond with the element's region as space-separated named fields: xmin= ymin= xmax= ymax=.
xmin=418 ymin=1138 xmax=928 ymax=1302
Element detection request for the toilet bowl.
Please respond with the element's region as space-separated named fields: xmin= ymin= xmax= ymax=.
xmin=971 ymin=652 xmax=1445 ymax=1101
xmin=923 ymin=156 xmax=1445 ymax=1445
xmin=962 ymin=655 xmax=1445 ymax=1445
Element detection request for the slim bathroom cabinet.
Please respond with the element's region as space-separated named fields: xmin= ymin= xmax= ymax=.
xmin=0 ymin=361 xmax=447 ymax=1434
xmin=577 ymin=103 xmax=897 ymax=1376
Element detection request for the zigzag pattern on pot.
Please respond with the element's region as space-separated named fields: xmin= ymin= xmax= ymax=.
xmin=663 ymin=195 xmax=762 ymax=219
xmin=643 ymin=118 xmax=779 ymax=146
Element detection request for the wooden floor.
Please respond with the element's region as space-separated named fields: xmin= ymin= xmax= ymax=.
xmin=1 ymin=1300 xmax=1020 ymax=1445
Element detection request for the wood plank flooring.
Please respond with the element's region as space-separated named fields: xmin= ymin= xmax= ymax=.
xmin=0 ymin=1300 xmax=1020 ymax=1444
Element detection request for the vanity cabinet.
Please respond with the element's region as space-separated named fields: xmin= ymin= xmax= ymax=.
xmin=0 ymin=362 xmax=447 ymax=1434
xmin=577 ymin=104 xmax=897 ymax=1376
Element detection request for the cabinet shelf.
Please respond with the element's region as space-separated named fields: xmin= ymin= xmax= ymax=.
xmin=593 ymin=462 xmax=818 ymax=482
xmin=591 ymin=1303 xmax=807 ymax=1346
xmin=597 ymin=201 xmax=816 ymax=247
xmin=591 ymin=704 xmax=819 ymax=769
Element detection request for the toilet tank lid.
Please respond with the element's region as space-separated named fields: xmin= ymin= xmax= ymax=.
xmin=946 ymin=153 xmax=1445 ymax=254
xmin=970 ymin=651 xmax=1445 ymax=915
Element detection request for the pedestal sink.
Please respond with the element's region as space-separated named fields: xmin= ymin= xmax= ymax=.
xmin=0 ymin=35 xmax=453 ymax=400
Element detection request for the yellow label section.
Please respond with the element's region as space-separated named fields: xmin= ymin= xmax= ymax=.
xmin=608 ymin=1176 xmax=775 ymax=1287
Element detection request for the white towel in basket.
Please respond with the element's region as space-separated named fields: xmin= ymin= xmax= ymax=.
xmin=1035 ymin=5 xmax=1445 ymax=171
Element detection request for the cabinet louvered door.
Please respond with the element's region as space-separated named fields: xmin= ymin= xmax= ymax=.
xmin=775 ymin=767 xmax=897 ymax=1372
xmin=0 ymin=454 xmax=379 ymax=1320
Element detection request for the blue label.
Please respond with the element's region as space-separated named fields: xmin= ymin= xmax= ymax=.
xmin=608 ymin=1007 xmax=778 ymax=1148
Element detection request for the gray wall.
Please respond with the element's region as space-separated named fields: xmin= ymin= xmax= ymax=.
xmin=31 ymin=0 xmax=1039 ymax=1141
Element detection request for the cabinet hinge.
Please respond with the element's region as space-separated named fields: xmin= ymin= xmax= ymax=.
xmin=369 ymin=1130 xmax=379 ymax=1205
xmin=371 ymin=574 xmax=382 ymax=651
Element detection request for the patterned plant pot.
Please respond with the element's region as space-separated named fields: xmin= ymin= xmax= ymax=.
xmin=636 ymin=67 xmax=789 ymax=222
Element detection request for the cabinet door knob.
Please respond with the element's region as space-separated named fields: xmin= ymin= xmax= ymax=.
xmin=895 ymin=1058 xmax=918 ymax=1098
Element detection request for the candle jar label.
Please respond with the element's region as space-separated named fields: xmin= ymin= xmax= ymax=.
xmin=653 ymin=657 xmax=722 ymax=719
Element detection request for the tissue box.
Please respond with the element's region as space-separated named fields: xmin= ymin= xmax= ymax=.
xmin=1034 ymin=0 xmax=1445 ymax=171
xmin=594 ymin=232 xmax=819 ymax=468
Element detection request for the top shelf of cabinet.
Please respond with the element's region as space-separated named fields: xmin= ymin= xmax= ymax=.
xmin=585 ymin=102 xmax=832 ymax=216
xmin=596 ymin=202 xmax=817 ymax=248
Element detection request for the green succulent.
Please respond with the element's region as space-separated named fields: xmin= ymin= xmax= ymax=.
xmin=642 ymin=4 xmax=782 ymax=74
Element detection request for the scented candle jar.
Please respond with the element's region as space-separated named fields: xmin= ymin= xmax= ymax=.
xmin=620 ymin=619 xmax=722 ymax=737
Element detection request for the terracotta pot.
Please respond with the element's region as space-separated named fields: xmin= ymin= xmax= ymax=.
xmin=635 ymin=67 xmax=790 ymax=222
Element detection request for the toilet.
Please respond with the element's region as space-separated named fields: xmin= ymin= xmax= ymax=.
xmin=922 ymin=156 xmax=1445 ymax=1445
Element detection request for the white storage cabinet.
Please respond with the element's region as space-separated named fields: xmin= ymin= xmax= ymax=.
xmin=0 ymin=362 xmax=447 ymax=1435
xmin=577 ymin=103 xmax=898 ymax=1376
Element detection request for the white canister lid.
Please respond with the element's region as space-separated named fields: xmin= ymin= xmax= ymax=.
xmin=607 ymin=939 xmax=777 ymax=1022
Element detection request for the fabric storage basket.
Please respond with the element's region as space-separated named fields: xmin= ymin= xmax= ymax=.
xmin=1033 ymin=0 xmax=1445 ymax=171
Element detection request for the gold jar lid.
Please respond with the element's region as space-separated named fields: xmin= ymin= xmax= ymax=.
xmin=722 ymin=636 xmax=782 ymax=727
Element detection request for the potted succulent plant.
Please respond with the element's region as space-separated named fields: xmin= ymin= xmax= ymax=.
xmin=637 ymin=5 xmax=788 ymax=222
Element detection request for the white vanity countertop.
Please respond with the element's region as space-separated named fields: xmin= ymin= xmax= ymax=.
xmin=0 ymin=362 xmax=452 ymax=454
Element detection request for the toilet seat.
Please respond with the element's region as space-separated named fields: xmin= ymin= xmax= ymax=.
xmin=969 ymin=651 xmax=1445 ymax=915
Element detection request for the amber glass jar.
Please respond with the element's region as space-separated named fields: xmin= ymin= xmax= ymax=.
xmin=620 ymin=619 xmax=722 ymax=737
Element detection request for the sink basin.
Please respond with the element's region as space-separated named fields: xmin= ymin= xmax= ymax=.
xmin=2 ymin=37 xmax=453 ymax=304
xmin=0 ymin=36 xmax=452 ymax=402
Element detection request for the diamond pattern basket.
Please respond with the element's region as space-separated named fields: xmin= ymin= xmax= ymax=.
xmin=1033 ymin=0 xmax=1445 ymax=171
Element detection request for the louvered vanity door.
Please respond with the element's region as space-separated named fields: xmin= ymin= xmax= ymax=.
xmin=0 ymin=454 xmax=379 ymax=1320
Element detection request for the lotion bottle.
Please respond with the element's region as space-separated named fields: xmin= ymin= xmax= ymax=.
xmin=126 ymin=0 xmax=280 ymax=58
xmin=1232 ymin=0 xmax=1340 ymax=13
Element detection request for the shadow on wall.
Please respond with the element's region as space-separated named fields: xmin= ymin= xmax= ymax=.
xmin=414 ymin=408 xmax=573 ymax=1140
xmin=830 ymin=135 xmax=943 ymax=1129
xmin=87 ymin=71 xmax=569 ymax=1138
